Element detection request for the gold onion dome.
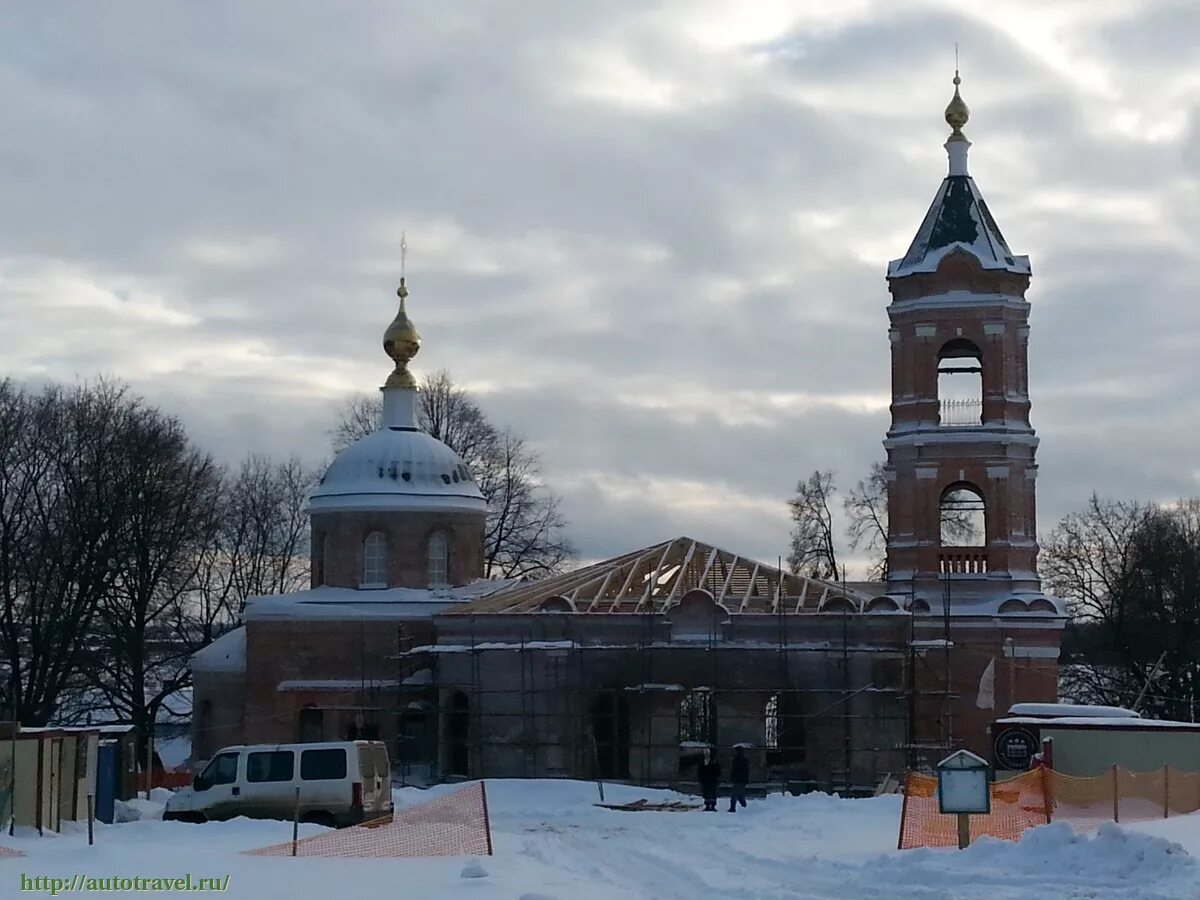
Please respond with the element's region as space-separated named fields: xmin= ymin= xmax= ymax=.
xmin=382 ymin=277 xmax=421 ymax=389
xmin=944 ymin=71 xmax=970 ymax=141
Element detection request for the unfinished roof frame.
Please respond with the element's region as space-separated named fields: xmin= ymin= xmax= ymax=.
xmin=445 ymin=537 xmax=871 ymax=617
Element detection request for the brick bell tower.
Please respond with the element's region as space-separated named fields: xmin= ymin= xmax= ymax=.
xmin=882 ymin=73 xmax=1055 ymax=617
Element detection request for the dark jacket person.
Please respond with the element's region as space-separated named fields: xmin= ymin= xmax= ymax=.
xmin=698 ymin=749 xmax=720 ymax=811
xmin=728 ymin=746 xmax=749 ymax=812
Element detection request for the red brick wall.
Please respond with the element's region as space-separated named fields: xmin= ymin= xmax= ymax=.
xmin=242 ymin=618 xmax=438 ymax=746
xmin=311 ymin=510 xmax=485 ymax=589
xmin=914 ymin=623 xmax=1059 ymax=760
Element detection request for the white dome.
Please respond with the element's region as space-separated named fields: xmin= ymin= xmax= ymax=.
xmin=310 ymin=426 xmax=486 ymax=514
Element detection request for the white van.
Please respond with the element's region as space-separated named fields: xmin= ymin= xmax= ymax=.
xmin=164 ymin=741 xmax=392 ymax=827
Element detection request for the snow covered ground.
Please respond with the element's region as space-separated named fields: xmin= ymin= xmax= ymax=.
xmin=2 ymin=779 xmax=1198 ymax=899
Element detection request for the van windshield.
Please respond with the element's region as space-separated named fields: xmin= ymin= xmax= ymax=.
xmin=196 ymin=752 xmax=238 ymax=791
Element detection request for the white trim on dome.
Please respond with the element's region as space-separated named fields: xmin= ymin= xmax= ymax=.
xmin=309 ymin=494 xmax=485 ymax=514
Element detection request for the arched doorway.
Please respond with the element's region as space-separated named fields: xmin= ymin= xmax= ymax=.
xmin=447 ymin=692 xmax=470 ymax=777
xmin=589 ymin=692 xmax=630 ymax=779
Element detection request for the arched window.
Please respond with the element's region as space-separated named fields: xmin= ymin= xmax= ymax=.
xmin=362 ymin=531 xmax=388 ymax=587
xmin=937 ymin=338 xmax=982 ymax=426
xmin=679 ymin=689 xmax=717 ymax=745
xmin=940 ymin=483 xmax=985 ymax=547
xmin=427 ymin=532 xmax=449 ymax=587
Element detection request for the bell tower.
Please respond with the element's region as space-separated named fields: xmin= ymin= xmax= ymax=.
xmin=882 ymin=74 xmax=1051 ymax=614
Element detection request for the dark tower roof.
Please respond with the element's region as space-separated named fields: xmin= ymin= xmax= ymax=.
xmin=888 ymin=174 xmax=1030 ymax=278
xmin=887 ymin=72 xmax=1030 ymax=279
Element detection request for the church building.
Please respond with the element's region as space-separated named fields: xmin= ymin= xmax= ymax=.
xmin=192 ymin=75 xmax=1064 ymax=790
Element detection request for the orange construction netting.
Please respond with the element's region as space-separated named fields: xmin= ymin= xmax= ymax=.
xmin=245 ymin=782 xmax=493 ymax=858
xmin=901 ymin=765 xmax=1200 ymax=849
xmin=898 ymin=769 xmax=1048 ymax=849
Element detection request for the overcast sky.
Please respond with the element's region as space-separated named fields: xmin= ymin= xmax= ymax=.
xmin=3 ymin=1 xmax=1200 ymax=574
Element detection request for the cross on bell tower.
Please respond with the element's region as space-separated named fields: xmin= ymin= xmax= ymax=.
xmin=882 ymin=73 xmax=1050 ymax=614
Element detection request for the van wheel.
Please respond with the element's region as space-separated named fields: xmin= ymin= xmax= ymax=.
xmin=175 ymin=812 xmax=206 ymax=824
xmin=301 ymin=811 xmax=336 ymax=829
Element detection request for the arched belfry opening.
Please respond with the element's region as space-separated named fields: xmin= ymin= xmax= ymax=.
xmin=939 ymin=483 xmax=986 ymax=547
xmin=937 ymin=338 xmax=982 ymax=426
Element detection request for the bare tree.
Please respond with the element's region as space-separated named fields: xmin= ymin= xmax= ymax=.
xmin=478 ymin=430 xmax=573 ymax=579
xmin=87 ymin=410 xmax=221 ymax=741
xmin=189 ymin=455 xmax=315 ymax=645
xmin=1044 ymin=495 xmax=1200 ymax=719
xmin=330 ymin=395 xmax=380 ymax=454
xmin=332 ymin=370 xmax=574 ymax=579
xmin=0 ymin=381 xmax=150 ymax=725
xmin=844 ymin=463 xmax=889 ymax=581
xmin=787 ymin=470 xmax=839 ymax=580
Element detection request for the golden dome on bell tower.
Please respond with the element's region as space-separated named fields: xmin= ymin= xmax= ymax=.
xmin=944 ymin=71 xmax=970 ymax=142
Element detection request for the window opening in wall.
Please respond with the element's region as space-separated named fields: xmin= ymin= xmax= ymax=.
xmin=314 ymin=534 xmax=328 ymax=586
xmin=764 ymin=693 xmax=806 ymax=766
xmin=679 ymin=689 xmax=717 ymax=745
xmin=428 ymin=532 xmax=449 ymax=587
xmin=589 ymin=692 xmax=630 ymax=779
xmin=937 ymin=338 xmax=982 ymax=426
xmin=940 ymin=484 xmax=985 ymax=547
xmin=362 ymin=531 xmax=388 ymax=587
xmin=448 ymin=691 xmax=470 ymax=777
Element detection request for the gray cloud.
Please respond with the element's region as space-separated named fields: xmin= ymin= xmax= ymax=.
xmin=3 ymin=1 xmax=1199 ymax=574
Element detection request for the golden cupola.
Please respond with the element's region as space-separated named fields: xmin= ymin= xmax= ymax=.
xmin=382 ymin=277 xmax=421 ymax=390
xmin=944 ymin=71 xmax=970 ymax=142
xmin=308 ymin=266 xmax=485 ymax=516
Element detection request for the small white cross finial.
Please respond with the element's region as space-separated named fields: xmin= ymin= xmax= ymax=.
xmin=400 ymin=231 xmax=407 ymax=280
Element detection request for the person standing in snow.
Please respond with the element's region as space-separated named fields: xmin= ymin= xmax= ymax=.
xmin=728 ymin=745 xmax=749 ymax=812
xmin=698 ymin=748 xmax=720 ymax=811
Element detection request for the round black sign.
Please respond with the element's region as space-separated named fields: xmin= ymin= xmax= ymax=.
xmin=993 ymin=726 xmax=1039 ymax=770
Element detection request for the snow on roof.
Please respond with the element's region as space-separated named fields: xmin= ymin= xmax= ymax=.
xmin=401 ymin=669 xmax=433 ymax=686
xmin=412 ymin=640 xmax=580 ymax=654
xmin=995 ymin=715 xmax=1200 ymax=730
xmin=18 ymin=724 xmax=134 ymax=736
xmin=191 ymin=626 xmax=247 ymax=673
xmin=1007 ymin=703 xmax=1139 ymax=719
xmin=276 ymin=679 xmax=404 ymax=692
xmin=243 ymin=578 xmax=521 ymax=622
xmin=624 ymin=683 xmax=685 ymax=692
xmin=888 ymin=175 xmax=1029 ymax=279
xmin=309 ymin=426 xmax=485 ymax=516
